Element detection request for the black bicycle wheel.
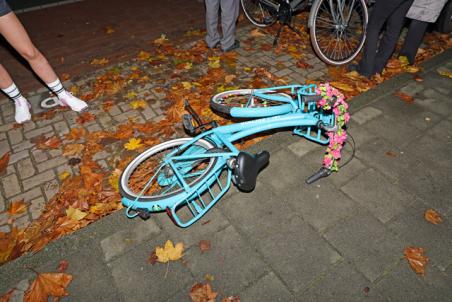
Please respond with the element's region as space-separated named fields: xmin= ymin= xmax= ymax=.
xmin=119 ymin=138 xmax=218 ymax=202
xmin=241 ymin=0 xmax=279 ymax=27
xmin=310 ymin=0 xmax=368 ymax=65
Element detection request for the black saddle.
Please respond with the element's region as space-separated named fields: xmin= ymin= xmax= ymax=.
xmin=233 ymin=151 xmax=270 ymax=192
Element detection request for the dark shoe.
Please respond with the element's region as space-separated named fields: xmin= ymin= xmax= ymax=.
xmin=222 ymin=40 xmax=240 ymax=52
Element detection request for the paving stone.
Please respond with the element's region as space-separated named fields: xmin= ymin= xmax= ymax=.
xmin=22 ymin=170 xmax=55 ymax=191
xmin=0 ymin=191 xmax=4 ymax=212
xmin=36 ymin=156 xmax=67 ymax=172
xmin=221 ymin=183 xmax=341 ymax=293
xmin=287 ymin=137 xmax=323 ymax=158
xmin=0 ymin=123 xmax=13 ymax=133
xmin=0 ymin=224 xmax=10 ymax=233
xmin=12 ymin=140 xmax=34 ymax=153
xmin=399 ymin=82 xmax=425 ymax=96
xmin=274 ymin=68 xmax=292 ymax=77
xmin=48 ymin=149 xmax=63 ymax=158
xmin=53 ymin=120 xmax=70 ymax=135
xmin=9 ymin=188 xmax=42 ymax=204
xmin=184 ymin=225 xmax=268 ymax=296
xmin=7 ymin=129 xmax=23 ymax=145
xmin=24 ymin=125 xmax=53 ymax=139
xmin=1 ymin=173 xmax=21 ymax=198
xmin=8 ymin=150 xmax=30 ymax=165
xmin=8 ymin=279 xmax=29 ymax=302
xmin=341 ymin=168 xmax=415 ymax=224
xmin=141 ymin=106 xmax=156 ymax=120
xmin=16 ymin=158 xmax=36 ymax=179
xmin=29 ymin=197 xmax=46 ymax=220
xmin=351 ymin=106 xmax=382 ymax=125
xmin=31 ymin=149 xmax=49 ymax=163
xmin=0 ymin=133 xmax=6 ymax=141
xmin=109 ymin=234 xmax=193 ymax=302
xmin=306 ymin=70 xmax=324 ymax=80
xmin=43 ymin=179 xmax=59 ymax=201
xmin=12 ymin=214 xmax=31 ymax=229
xmin=0 ymin=212 xmax=9 ymax=225
xmin=22 ymin=121 xmax=36 ymax=132
xmin=239 ymin=272 xmax=296 ymax=302
xmin=323 ymin=207 xmax=406 ymax=282
xmin=422 ymin=88 xmax=450 ymax=102
xmin=425 ymin=120 xmax=452 ymax=142
xmin=100 ymin=219 xmax=160 ymax=262
xmin=107 ymin=105 xmax=121 ymax=116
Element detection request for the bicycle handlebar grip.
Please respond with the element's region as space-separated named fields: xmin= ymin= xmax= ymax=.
xmin=302 ymin=95 xmax=323 ymax=103
xmin=305 ymin=167 xmax=331 ymax=184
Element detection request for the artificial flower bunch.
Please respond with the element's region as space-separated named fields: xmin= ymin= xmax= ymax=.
xmin=316 ymin=83 xmax=350 ymax=172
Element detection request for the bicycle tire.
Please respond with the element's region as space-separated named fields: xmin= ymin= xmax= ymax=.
xmin=241 ymin=0 xmax=278 ymax=27
xmin=210 ymin=89 xmax=293 ymax=117
xmin=119 ymin=138 xmax=218 ymax=203
xmin=310 ymin=0 xmax=368 ymax=65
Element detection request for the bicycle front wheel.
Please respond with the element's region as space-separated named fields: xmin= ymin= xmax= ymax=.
xmin=119 ymin=138 xmax=218 ymax=203
xmin=310 ymin=0 xmax=368 ymax=65
xmin=241 ymin=0 xmax=278 ymax=27
xmin=210 ymin=89 xmax=293 ymax=117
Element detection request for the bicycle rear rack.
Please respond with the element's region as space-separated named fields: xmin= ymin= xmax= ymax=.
xmin=167 ymin=168 xmax=232 ymax=227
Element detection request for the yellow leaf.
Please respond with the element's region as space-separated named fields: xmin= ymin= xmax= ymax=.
xmin=154 ymin=34 xmax=168 ymax=45
xmin=184 ymin=62 xmax=193 ymax=70
xmin=108 ymin=169 xmax=121 ymax=191
xmin=224 ymin=74 xmax=236 ymax=84
xmin=66 ymin=206 xmax=87 ymax=221
xmin=182 ymin=82 xmax=192 ymax=90
xmin=404 ymin=65 xmax=420 ymax=73
xmin=155 ymin=240 xmax=184 ymax=263
xmin=137 ymin=51 xmax=151 ymax=60
xmin=287 ymin=45 xmax=298 ymax=53
xmin=398 ymin=55 xmax=409 ymax=67
xmin=130 ymin=100 xmax=147 ymax=109
xmin=208 ymin=57 xmax=221 ymax=69
xmin=124 ymin=138 xmax=144 ymax=150
xmin=58 ymin=171 xmax=71 ymax=181
xmin=250 ymin=28 xmax=265 ymax=38
xmin=244 ymin=67 xmax=252 ymax=72
xmin=330 ymin=81 xmax=355 ymax=92
xmin=90 ymin=58 xmax=109 ymax=65
xmin=70 ymin=86 xmax=79 ymax=96
xmin=125 ymin=91 xmax=138 ymax=100
xmin=438 ymin=70 xmax=452 ymax=78
xmin=105 ymin=26 xmax=115 ymax=34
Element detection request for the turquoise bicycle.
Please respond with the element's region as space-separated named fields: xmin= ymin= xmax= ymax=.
xmin=119 ymin=84 xmax=349 ymax=227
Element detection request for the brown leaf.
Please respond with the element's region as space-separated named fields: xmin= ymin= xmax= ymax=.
xmin=65 ymin=128 xmax=86 ymax=141
xmin=61 ymin=73 xmax=70 ymax=81
xmin=385 ymin=151 xmax=397 ymax=158
xmin=57 ymin=260 xmax=69 ymax=272
xmin=424 ymin=209 xmax=442 ymax=225
xmin=250 ymin=28 xmax=265 ymax=38
xmin=296 ymin=59 xmax=313 ymax=69
xmin=198 ymin=240 xmax=211 ymax=253
xmin=221 ymin=297 xmax=240 ymax=302
xmin=413 ymin=75 xmax=423 ymax=82
xmin=189 ymin=283 xmax=218 ymax=302
xmin=0 ymin=288 xmax=15 ymax=302
xmin=24 ymin=272 xmax=72 ymax=302
xmin=62 ymin=144 xmax=85 ymax=157
xmin=34 ymin=136 xmax=62 ymax=150
xmin=404 ymin=247 xmax=429 ymax=275
xmin=68 ymin=158 xmax=82 ymax=166
xmin=394 ymin=91 xmax=414 ymax=104
xmin=148 ymin=251 xmax=158 ymax=265
xmin=76 ymin=112 xmax=96 ymax=125
xmin=0 ymin=152 xmax=10 ymax=174
xmin=8 ymin=200 xmax=27 ymax=216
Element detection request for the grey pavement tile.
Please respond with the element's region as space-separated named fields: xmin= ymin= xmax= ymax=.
xmin=326 ymin=155 xmax=367 ymax=188
xmin=346 ymin=120 xmax=378 ymax=146
xmin=184 ymin=225 xmax=268 ymax=296
xmin=351 ymin=106 xmax=383 ymax=125
xmin=299 ymin=261 xmax=384 ymax=302
xmin=323 ymin=207 xmax=406 ymax=282
xmin=341 ymin=168 xmax=416 ymax=224
xmin=387 ymin=203 xmax=452 ymax=271
xmin=425 ymin=120 xmax=452 ymax=142
xmin=108 ymin=234 xmax=193 ymax=302
xmin=240 ymin=272 xmax=296 ymax=302
xmin=221 ymin=183 xmax=341 ymax=293
xmin=374 ymin=261 xmax=452 ymax=302
xmin=408 ymin=111 xmax=442 ymax=131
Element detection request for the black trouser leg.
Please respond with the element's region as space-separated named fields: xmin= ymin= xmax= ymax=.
xmin=399 ymin=19 xmax=429 ymax=64
xmin=358 ymin=0 xmax=411 ymax=77
xmin=373 ymin=0 xmax=413 ymax=74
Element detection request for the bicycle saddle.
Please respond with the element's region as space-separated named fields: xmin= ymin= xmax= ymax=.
xmin=232 ymin=151 xmax=270 ymax=192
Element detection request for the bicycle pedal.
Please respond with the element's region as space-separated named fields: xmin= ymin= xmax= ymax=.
xmin=137 ymin=209 xmax=151 ymax=220
xmin=182 ymin=114 xmax=196 ymax=134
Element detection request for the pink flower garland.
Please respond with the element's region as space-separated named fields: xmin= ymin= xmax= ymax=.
xmin=316 ymin=83 xmax=350 ymax=172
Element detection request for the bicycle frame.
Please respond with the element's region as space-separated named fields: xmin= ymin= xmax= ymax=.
xmin=122 ymin=84 xmax=335 ymax=227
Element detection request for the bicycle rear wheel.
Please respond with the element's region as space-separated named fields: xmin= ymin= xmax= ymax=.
xmin=119 ymin=138 xmax=218 ymax=203
xmin=241 ymin=0 xmax=278 ymax=27
xmin=310 ymin=0 xmax=368 ymax=65
xmin=210 ymin=89 xmax=293 ymax=117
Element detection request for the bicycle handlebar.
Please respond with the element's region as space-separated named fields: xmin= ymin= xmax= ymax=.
xmin=305 ymin=167 xmax=331 ymax=184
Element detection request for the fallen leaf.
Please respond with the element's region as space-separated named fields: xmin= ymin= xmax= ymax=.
xmin=148 ymin=251 xmax=158 ymax=265
xmin=65 ymin=128 xmax=86 ymax=141
xmin=199 ymin=240 xmax=211 ymax=253
xmin=34 ymin=136 xmax=62 ymax=150
xmin=108 ymin=169 xmax=121 ymax=191
xmin=90 ymin=58 xmax=109 ymax=65
xmin=8 ymin=200 xmax=27 ymax=215
xmin=250 ymin=28 xmax=265 ymax=38
xmin=189 ymin=283 xmax=218 ymax=302
xmin=0 ymin=288 xmax=15 ymax=302
xmin=57 ymin=260 xmax=69 ymax=272
xmin=62 ymin=144 xmax=85 ymax=157
xmin=385 ymin=151 xmax=397 ymax=158
xmin=124 ymin=91 xmax=138 ymax=100
xmin=205 ymin=274 xmax=214 ymax=282
xmin=124 ymin=138 xmax=144 ymax=151
xmin=208 ymin=57 xmax=221 ymax=69
xmin=224 ymin=75 xmax=236 ymax=84
xmin=0 ymin=152 xmax=10 ymax=174
xmin=424 ymin=209 xmax=442 ymax=225
xmin=296 ymin=59 xmax=313 ymax=69
xmin=394 ymin=91 xmax=414 ymax=104
xmin=24 ymin=272 xmax=72 ymax=302
xmin=154 ymin=34 xmax=168 ymax=45
xmin=130 ymin=100 xmax=147 ymax=109
xmin=58 ymin=171 xmax=71 ymax=181
xmin=155 ymin=240 xmax=184 ymax=263
xmin=61 ymin=73 xmax=70 ymax=81
xmin=68 ymin=158 xmax=82 ymax=166
xmin=330 ymin=82 xmax=355 ymax=92
xmin=404 ymin=247 xmax=428 ymax=275
xmin=221 ymin=297 xmax=240 ymax=302
xmin=66 ymin=206 xmax=88 ymax=221
xmin=438 ymin=70 xmax=452 ymax=78
xmin=413 ymin=75 xmax=423 ymax=82
xmin=76 ymin=112 xmax=96 ymax=124
xmin=105 ymin=26 xmax=115 ymax=34
xmin=182 ymin=82 xmax=193 ymax=90
xmin=184 ymin=62 xmax=193 ymax=70
xmin=137 ymin=51 xmax=151 ymax=60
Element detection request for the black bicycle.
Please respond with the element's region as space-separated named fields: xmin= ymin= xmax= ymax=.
xmin=241 ymin=0 xmax=369 ymax=65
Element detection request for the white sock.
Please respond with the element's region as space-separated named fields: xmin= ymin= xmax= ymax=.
xmin=46 ymin=78 xmax=66 ymax=98
xmin=1 ymin=83 xmax=23 ymax=102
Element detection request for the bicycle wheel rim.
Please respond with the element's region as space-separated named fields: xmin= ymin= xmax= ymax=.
xmin=310 ymin=0 xmax=368 ymax=65
xmin=210 ymin=89 xmax=293 ymax=115
xmin=241 ymin=0 xmax=278 ymax=27
xmin=119 ymin=138 xmax=218 ymax=203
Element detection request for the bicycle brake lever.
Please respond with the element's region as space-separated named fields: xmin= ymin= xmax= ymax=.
xmin=305 ymin=167 xmax=331 ymax=184
xmin=317 ymin=121 xmax=338 ymax=132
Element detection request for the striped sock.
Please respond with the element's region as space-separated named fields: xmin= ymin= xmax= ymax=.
xmin=1 ymin=83 xmax=23 ymax=102
xmin=46 ymin=78 xmax=66 ymax=97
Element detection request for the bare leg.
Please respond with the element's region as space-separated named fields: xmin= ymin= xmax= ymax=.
xmin=0 ymin=12 xmax=58 ymax=84
xmin=0 ymin=63 xmax=14 ymax=89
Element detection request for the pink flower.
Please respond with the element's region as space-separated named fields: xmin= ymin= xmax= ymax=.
xmin=344 ymin=112 xmax=350 ymax=123
xmin=331 ymin=148 xmax=342 ymax=159
xmin=323 ymin=156 xmax=333 ymax=167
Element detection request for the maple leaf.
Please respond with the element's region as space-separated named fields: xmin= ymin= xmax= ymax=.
xmin=155 ymin=240 xmax=184 ymax=263
xmin=208 ymin=57 xmax=221 ymax=69
xmin=66 ymin=206 xmax=88 ymax=221
xmin=65 ymin=128 xmax=86 ymax=141
xmin=76 ymin=112 xmax=96 ymax=125
xmin=404 ymin=247 xmax=428 ymax=275
xmin=394 ymin=91 xmax=414 ymax=104
xmin=124 ymin=91 xmax=138 ymax=100
xmin=130 ymin=100 xmax=147 ymax=109
xmin=24 ymin=272 xmax=72 ymax=302
xmin=90 ymin=58 xmax=109 ymax=65
xmin=8 ymin=200 xmax=27 ymax=216
xmin=190 ymin=283 xmax=218 ymax=302
xmin=199 ymin=240 xmax=211 ymax=253
xmin=296 ymin=59 xmax=313 ymax=69
xmin=0 ymin=152 xmax=10 ymax=174
xmin=250 ymin=28 xmax=265 ymax=38
xmin=124 ymin=138 xmax=144 ymax=151
xmin=424 ymin=209 xmax=442 ymax=225
xmin=154 ymin=34 xmax=168 ymax=45
xmin=108 ymin=169 xmax=121 ymax=192
xmin=63 ymin=144 xmax=85 ymax=157
xmin=34 ymin=136 xmax=62 ymax=150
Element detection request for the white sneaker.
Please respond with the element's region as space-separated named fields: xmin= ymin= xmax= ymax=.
xmin=14 ymin=97 xmax=32 ymax=124
xmin=58 ymin=91 xmax=88 ymax=112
